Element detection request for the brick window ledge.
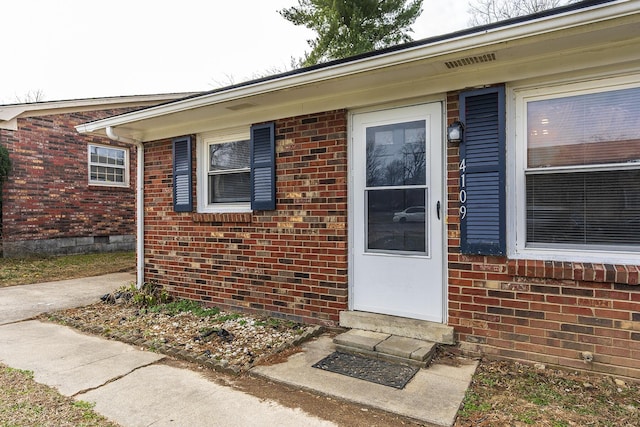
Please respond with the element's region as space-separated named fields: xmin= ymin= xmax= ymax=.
xmin=88 ymin=184 xmax=132 ymax=192
xmin=192 ymin=213 xmax=252 ymax=223
xmin=508 ymin=259 xmax=639 ymax=286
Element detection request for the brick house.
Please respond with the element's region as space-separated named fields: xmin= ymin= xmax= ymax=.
xmin=78 ymin=1 xmax=640 ymax=378
xmin=0 ymin=94 xmax=194 ymax=257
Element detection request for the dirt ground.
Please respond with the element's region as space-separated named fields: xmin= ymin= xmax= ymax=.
xmin=163 ymin=357 xmax=433 ymax=426
xmin=454 ymin=358 xmax=640 ymax=427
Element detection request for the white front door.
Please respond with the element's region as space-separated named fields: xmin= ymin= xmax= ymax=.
xmin=351 ymin=103 xmax=444 ymax=322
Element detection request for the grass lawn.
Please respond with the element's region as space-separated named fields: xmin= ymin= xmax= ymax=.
xmin=0 ymin=364 xmax=118 ymax=427
xmin=0 ymin=251 xmax=135 ymax=287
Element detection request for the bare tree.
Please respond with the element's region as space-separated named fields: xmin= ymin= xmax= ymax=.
xmin=467 ymin=0 xmax=572 ymax=26
xmin=209 ymin=57 xmax=299 ymax=89
xmin=246 ymin=61 xmax=295 ymax=81
xmin=366 ymin=141 xmax=386 ymax=186
xmin=384 ymin=159 xmax=406 ymax=186
xmin=401 ymin=142 xmax=426 ymax=185
xmin=209 ymin=75 xmax=235 ymax=89
xmin=14 ymin=89 xmax=46 ymax=103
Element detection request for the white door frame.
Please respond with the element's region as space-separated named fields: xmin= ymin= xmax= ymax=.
xmin=347 ymin=100 xmax=448 ymax=323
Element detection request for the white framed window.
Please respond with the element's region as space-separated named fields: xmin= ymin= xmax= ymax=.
xmin=512 ymin=75 xmax=640 ymax=263
xmin=88 ymin=144 xmax=128 ymax=187
xmin=197 ymin=128 xmax=252 ymax=213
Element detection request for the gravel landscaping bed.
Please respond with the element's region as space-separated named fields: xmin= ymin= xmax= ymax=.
xmin=42 ymin=292 xmax=323 ymax=374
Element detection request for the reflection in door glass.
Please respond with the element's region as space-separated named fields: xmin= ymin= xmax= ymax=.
xmin=367 ymin=189 xmax=427 ymax=253
xmin=366 ymin=120 xmax=426 ymax=187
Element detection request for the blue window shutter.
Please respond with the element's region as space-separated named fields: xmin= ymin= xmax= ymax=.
xmin=172 ymin=136 xmax=192 ymax=212
xmin=459 ymin=86 xmax=506 ymax=255
xmin=250 ymin=123 xmax=276 ymax=210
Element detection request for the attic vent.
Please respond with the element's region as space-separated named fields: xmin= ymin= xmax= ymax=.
xmin=226 ymin=102 xmax=256 ymax=111
xmin=445 ymin=53 xmax=496 ymax=69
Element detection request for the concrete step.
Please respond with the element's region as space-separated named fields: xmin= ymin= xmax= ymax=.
xmin=333 ymin=329 xmax=438 ymax=368
xmin=340 ymin=311 xmax=455 ymax=345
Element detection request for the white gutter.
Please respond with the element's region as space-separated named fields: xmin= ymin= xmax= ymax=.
xmin=106 ymin=126 xmax=144 ymax=289
xmin=2 ymin=93 xmax=198 ymax=131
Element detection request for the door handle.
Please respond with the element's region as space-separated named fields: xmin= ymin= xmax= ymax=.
xmin=436 ymin=201 xmax=441 ymax=220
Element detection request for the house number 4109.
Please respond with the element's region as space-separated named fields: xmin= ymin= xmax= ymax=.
xmin=459 ymin=159 xmax=467 ymax=219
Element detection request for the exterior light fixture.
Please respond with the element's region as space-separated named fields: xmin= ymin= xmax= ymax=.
xmin=447 ymin=121 xmax=464 ymax=143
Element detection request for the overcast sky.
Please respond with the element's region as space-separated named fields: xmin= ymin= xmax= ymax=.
xmin=0 ymin=0 xmax=470 ymax=104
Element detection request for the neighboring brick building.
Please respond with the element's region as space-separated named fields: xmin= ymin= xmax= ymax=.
xmin=78 ymin=1 xmax=640 ymax=379
xmin=0 ymin=94 xmax=195 ymax=257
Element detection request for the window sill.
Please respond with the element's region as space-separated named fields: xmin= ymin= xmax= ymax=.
xmin=88 ymin=183 xmax=130 ymax=190
xmin=508 ymin=259 xmax=639 ymax=286
xmin=192 ymin=213 xmax=252 ymax=223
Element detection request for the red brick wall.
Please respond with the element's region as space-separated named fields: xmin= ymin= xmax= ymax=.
xmin=143 ymin=110 xmax=348 ymax=325
xmin=446 ymin=91 xmax=640 ymax=379
xmin=136 ymin=94 xmax=640 ymax=377
xmin=1 ymin=108 xmax=138 ymax=253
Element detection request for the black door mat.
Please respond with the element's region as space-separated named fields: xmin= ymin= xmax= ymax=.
xmin=312 ymin=351 xmax=419 ymax=389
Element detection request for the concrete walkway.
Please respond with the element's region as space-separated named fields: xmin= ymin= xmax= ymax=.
xmin=0 ymin=273 xmax=476 ymax=426
xmin=0 ymin=272 xmax=135 ymax=325
xmin=253 ymin=337 xmax=477 ymax=426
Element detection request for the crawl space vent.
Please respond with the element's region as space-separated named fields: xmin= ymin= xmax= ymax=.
xmin=445 ymin=53 xmax=496 ymax=69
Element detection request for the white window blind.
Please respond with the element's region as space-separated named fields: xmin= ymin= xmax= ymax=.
xmin=208 ymin=140 xmax=250 ymax=204
xmin=525 ymin=86 xmax=640 ymax=250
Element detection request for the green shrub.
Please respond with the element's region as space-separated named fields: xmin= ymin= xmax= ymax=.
xmin=109 ymin=283 xmax=224 ymax=318
xmin=0 ymin=144 xmax=10 ymax=185
xmin=0 ymin=144 xmax=10 ymax=213
xmin=151 ymin=299 xmax=220 ymax=317
xmin=121 ymin=282 xmax=171 ymax=308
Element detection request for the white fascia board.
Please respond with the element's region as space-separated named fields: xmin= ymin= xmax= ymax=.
xmin=76 ymin=0 xmax=637 ymax=137
xmin=0 ymin=118 xmax=19 ymax=131
xmin=1 ymin=93 xmax=197 ymax=125
xmin=0 ymin=107 xmax=28 ymax=123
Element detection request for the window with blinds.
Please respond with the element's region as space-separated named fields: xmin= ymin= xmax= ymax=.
xmin=208 ymin=140 xmax=250 ymax=204
xmin=524 ymin=85 xmax=640 ymax=250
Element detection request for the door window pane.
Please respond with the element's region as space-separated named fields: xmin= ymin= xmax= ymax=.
xmin=366 ymin=120 xmax=427 ymax=187
xmin=367 ymin=189 xmax=427 ymax=253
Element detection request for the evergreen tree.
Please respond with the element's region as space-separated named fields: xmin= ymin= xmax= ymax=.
xmin=0 ymin=145 xmax=9 ymax=186
xmin=0 ymin=144 xmax=10 ymax=222
xmin=280 ymin=0 xmax=423 ymax=66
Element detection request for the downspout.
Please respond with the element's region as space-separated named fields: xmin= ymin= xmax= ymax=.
xmin=106 ymin=126 xmax=144 ymax=289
